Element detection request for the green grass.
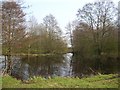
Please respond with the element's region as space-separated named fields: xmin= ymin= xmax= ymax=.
xmin=0 ymin=76 xmax=2 ymax=89
xmin=2 ymin=74 xmax=119 ymax=88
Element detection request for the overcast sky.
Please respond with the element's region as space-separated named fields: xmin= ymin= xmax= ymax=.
xmin=25 ymin=0 xmax=120 ymax=31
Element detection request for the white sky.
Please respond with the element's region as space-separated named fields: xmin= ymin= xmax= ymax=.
xmin=25 ymin=0 xmax=120 ymax=31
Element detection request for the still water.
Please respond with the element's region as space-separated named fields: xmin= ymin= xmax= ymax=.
xmin=11 ymin=53 xmax=73 ymax=80
xmin=0 ymin=53 xmax=118 ymax=80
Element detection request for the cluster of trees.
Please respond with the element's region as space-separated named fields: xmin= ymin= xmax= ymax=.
xmin=2 ymin=0 xmax=67 ymax=56
xmin=67 ymin=0 xmax=119 ymax=74
xmin=1 ymin=0 xmax=67 ymax=74
xmin=68 ymin=0 xmax=118 ymax=59
xmin=21 ymin=14 xmax=67 ymax=54
xmin=2 ymin=0 xmax=27 ymax=55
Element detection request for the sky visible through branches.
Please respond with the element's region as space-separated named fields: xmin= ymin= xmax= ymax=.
xmin=25 ymin=0 xmax=119 ymax=31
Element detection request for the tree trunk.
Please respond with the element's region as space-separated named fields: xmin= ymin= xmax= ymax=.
xmin=6 ymin=55 xmax=12 ymax=75
xmin=6 ymin=45 xmax=12 ymax=75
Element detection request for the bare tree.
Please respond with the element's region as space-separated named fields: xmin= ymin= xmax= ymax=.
xmin=43 ymin=14 xmax=62 ymax=37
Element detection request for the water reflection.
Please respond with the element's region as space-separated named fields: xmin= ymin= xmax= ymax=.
xmin=71 ymin=54 xmax=118 ymax=77
xmin=11 ymin=53 xmax=73 ymax=80
xmin=1 ymin=53 xmax=118 ymax=80
xmin=0 ymin=56 xmax=6 ymax=73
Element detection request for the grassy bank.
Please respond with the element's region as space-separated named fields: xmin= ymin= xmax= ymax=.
xmin=2 ymin=74 xmax=119 ymax=88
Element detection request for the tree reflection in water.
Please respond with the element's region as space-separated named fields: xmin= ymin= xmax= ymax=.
xmin=10 ymin=53 xmax=118 ymax=80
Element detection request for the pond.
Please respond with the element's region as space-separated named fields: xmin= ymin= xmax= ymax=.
xmin=0 ymin=53 xmax=119 ymax=80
